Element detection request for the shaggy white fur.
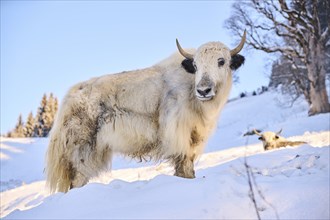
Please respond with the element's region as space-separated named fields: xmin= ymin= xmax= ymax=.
xmin=45 ymin=38 xmax=245 ymax=193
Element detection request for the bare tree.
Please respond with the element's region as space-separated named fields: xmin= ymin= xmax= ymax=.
xmin=225 ymin=0 xmax=330 ymax=116
xmin=270 ymin=56 xmax=308 ymax=106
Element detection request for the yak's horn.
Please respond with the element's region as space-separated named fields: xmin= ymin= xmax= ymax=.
xmin=276 ymin=128 xmax=283 ymax=135
xmin=230 ymin=30 xmax=246 ymax=56
xmin=176 ymin=39 xmax=194 ymax=60
xmin=253 ymin=129 xmax=262 ymax=136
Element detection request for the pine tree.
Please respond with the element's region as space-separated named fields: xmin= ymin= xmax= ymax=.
xmin=12 ymin=114 xmax=25 ymax=138
xmin=42 ymin=94 xmax=54 ymax=137
xmin=34 ymin=93 xmax=59 ymax=137
xmin=6 ymin=131 xmax=13 ymax=138
xmin=34 ymin=94 xmax=48 ymax=137
xmin=24 ymin=112 xmax=35 ymax=137
xmin=7 ymin=93 xmax=59 ymax=138
xmin=47 ymin=93 xmax=58 ymax=129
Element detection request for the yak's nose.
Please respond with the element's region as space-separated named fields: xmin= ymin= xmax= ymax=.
xmin=197 ymin=87 xmax=212 ymax=97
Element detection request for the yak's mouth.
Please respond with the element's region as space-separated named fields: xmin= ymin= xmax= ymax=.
xmin=195 ymin=87 xmax=216 ymax=101
xmin=196 ymin=94 xmax=214 ymax=101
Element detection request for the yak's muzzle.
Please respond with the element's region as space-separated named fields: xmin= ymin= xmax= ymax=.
xmin=196 ymin=74 xmax=215 ymax=101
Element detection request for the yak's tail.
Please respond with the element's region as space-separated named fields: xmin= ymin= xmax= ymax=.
xmin=45 ymin=127 xmax=72 ymax=193
xmin=45 ymin=99 xmax=75 ymax=194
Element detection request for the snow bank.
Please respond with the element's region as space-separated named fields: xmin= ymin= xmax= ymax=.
xmin=1 ymin=91 xmax=329 ymax=219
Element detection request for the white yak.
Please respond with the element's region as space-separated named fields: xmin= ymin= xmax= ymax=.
xmin=46 ymin=31 xmax=246 ymax=192
xmin=254 ymin=129 xmax=307 ymax=151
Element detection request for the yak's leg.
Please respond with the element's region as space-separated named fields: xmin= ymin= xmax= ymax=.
xmin=70 ymin=171 xmax=89 ymax=190
xmin=69 ymin=145 xmax=112 ymax=190
xmin=69 ymin=142 xmax=113 ymax=190
xmin=173 ymin=155 xmax=195 ymax=178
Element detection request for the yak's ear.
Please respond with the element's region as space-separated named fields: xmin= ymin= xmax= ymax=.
xmin=181 ymin=58 xmax=196 ymax=74
xmin=230 ymin=54 xmax=245 ymax=70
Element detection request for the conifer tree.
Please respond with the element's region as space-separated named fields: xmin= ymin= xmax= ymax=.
xmin=6 ymin=131 xmax=13 ymax=138
xmin=47 ymin=93 xmax=58 ymax=129
xmin=12 ymin=114 xmax=25 ymax=138
xmin=24 ymin=112 xmax=35 ymax=137
xmin=8 ymin=93 xmax=59 ymax=138
xmin=34 ymin=94 xmax=48 ymax=137
xmin=42 ymin=94 xmax=54 ymax=137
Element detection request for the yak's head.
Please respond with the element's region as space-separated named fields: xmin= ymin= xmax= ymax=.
xmin=176 ymin=31 xmax=246 ymax=101
xmin=254 ymin=129 xmax=284 ymax=150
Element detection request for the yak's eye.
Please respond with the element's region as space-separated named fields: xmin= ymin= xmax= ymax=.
xmin=258 ymin=137 xmax=264 ymax=141
xmin=218 ymin=58 xmax=225 ymax=67
xmin=275 ymin=136 xmax=279 ymax=139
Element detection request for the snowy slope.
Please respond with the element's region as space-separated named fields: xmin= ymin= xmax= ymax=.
xmin=1 ymin=90 xmax=329 ymax=219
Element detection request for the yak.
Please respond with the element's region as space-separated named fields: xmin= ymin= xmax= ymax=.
xmin=254 ymin=129 xmax=307 ymax=151
xmin=45 ymin=31 xmax=246 ymax=192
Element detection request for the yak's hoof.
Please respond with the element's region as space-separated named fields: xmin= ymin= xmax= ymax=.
xmin=174 ymin=172 xmax=196 ymax=179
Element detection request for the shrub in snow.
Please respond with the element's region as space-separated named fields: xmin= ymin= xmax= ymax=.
xmin=240 ymin=92 xmax=247 ymax=98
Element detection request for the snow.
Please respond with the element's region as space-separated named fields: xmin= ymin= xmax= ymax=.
xmin=1 ymin=90 xmax=329 ymax=219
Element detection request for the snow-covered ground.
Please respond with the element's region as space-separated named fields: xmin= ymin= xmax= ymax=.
xmin=1 ymin=91 xmax=329 ymax=219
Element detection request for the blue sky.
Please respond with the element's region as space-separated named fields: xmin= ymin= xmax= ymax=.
xmin=1 ymin=1 xmax=269 ymax=134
